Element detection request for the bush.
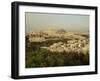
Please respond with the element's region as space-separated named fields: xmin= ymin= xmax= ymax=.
xmin=25 ymin=40 xmax=89 ymax=68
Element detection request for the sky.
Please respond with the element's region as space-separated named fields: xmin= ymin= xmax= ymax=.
xmin=25 ymin=12 xmax=89 ymax=34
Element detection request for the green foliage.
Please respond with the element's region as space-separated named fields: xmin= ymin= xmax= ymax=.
xmin=26 ymin=48 xmax=89 ymax=68
xmin=25 ymin=38 xmax=89 ymax=68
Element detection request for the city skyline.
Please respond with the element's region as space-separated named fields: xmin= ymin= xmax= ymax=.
xmin=25 ymin=12 xmax=89 ymax=34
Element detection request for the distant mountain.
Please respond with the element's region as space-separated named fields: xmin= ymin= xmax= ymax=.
xmin=56 ymin=29 xmax=66 ymax=33
xmin=40 ymin=28 xmax=66 ymax=34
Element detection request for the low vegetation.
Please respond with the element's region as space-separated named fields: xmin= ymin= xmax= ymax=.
xmin=25 ymin=30 xmax=89 ymax=68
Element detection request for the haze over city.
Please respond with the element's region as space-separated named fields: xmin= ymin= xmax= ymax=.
xmin=25 ymin=12 xmax=89 ymax=34
xmin=25 ymin=12 xmax=90 ymax=68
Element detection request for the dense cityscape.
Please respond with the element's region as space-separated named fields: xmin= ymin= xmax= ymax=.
xmin=25 ymin=29 xmax=89 ymax=68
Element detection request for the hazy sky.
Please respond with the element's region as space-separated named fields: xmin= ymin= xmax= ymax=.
xmin=25 ymin=12 xmax=89 ymax=34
